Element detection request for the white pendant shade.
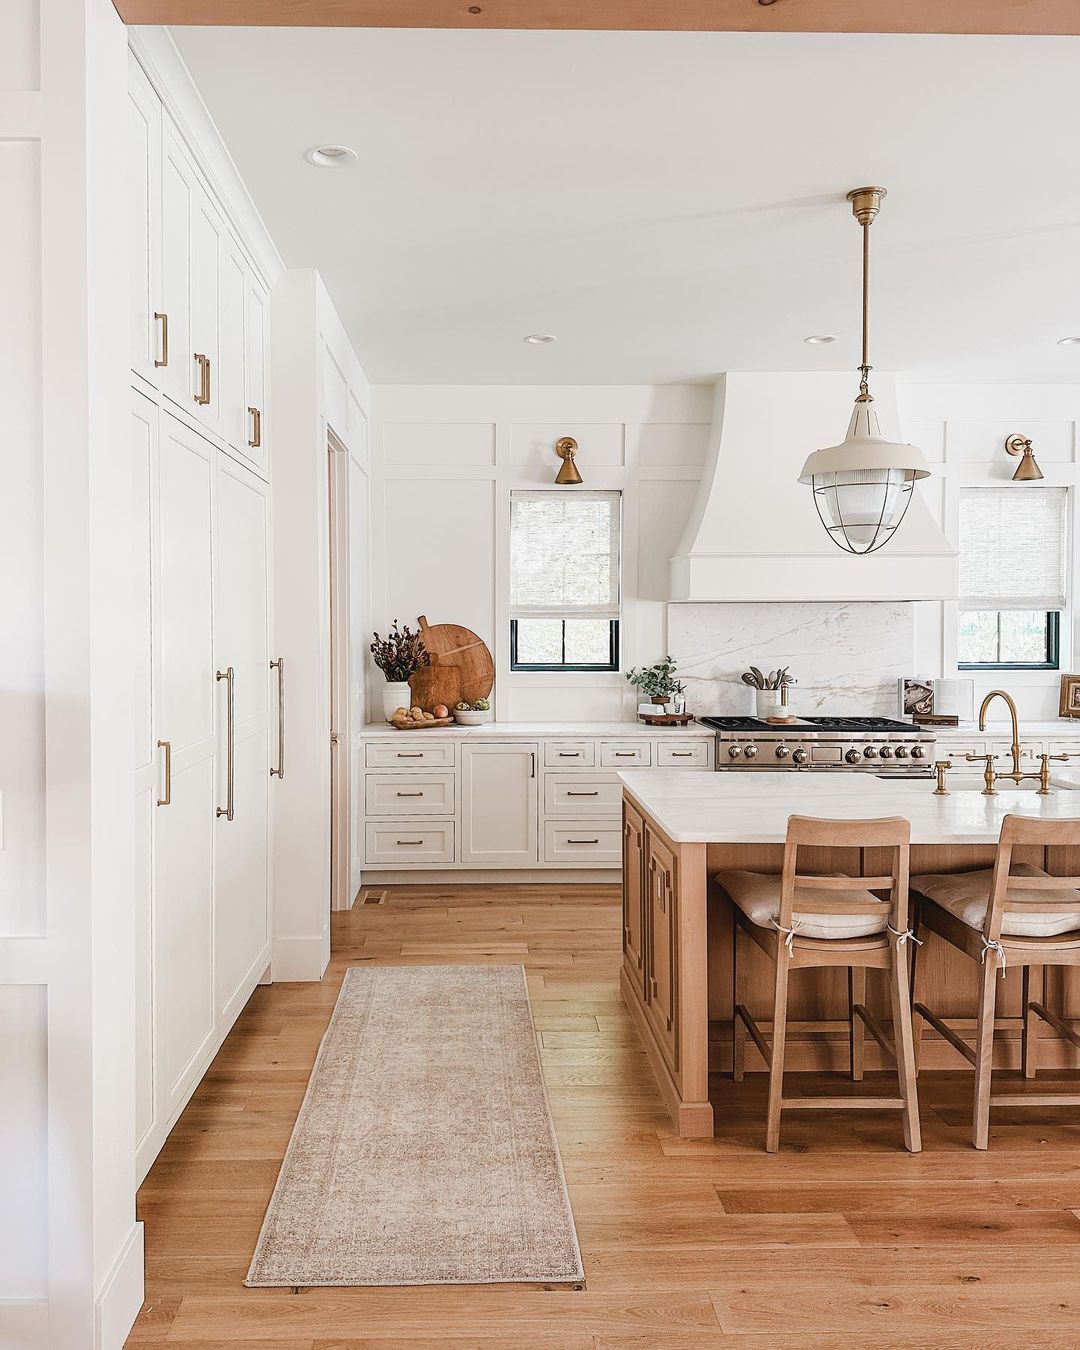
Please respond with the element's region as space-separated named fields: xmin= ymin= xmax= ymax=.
xmin=798 ymin=397 xmax=930 ymax=554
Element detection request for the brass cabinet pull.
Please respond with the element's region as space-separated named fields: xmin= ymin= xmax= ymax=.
xmin=216 ymin=665 xmax=235 ymax=820
xmin=247 ymin=406 xmax=262 ymax=448
xmin=567 ymin=838 xmax=600 ymax=845
xmin=154 ymin=312 xmax=168 ymax=368
xmin=567 ymin=790 xmax=599 ymax=797
xmin=156 ymin=739 xmax=171 ymax=806
xmin=530 ymin=752 xmax=536 ymax=778
xmin=396 ymin=839 xmax=424 ymax=847
xmin=194 ymin=353 xmax=211 ymax=406
xmin=671 ymin=751 xmax=692 ymax=757
xmin=558 ymin=751 xmax=581 ymax=757
xmin=396 ymin=751 xmax=423 ymax=758
xmin=614 ymin=751 xmax=635 ymax=757
xmin=270 ymin=657 xmax=285 ymax=778
xmin=396 ymin=791 xmax=424 ymax=797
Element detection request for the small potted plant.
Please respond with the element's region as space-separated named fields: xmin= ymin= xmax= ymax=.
xmin=371 ymin=620 xmax=430 ymax=723
xmin=626 ymin=656 xmax=686 ymax=715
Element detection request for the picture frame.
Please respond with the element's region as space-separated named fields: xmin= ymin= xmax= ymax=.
xmin=1059 ymin=674 xmax=1080 ymax=719
xmin=897 ymin=676 xmax=934 ymax=719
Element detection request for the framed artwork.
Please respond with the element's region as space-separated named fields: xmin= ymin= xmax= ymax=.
xmin=1059 ymin=674 xmax=1080 ymax=719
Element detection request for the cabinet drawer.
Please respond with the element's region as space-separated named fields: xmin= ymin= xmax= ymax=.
xmin=601 ymin=741 xmax=652 ymax=768
xmin=365 ymin=772 xmax=455 ymax=816
xmin=366 ymin=740 xmax=457 ymax=769
xmin=365 ymin=821 xmax=454 ymax=866
xmin=544 ymin=774 xmax=622 ymax=817
xmin=1049 ymin=739 xmax=1080 ymax=762
xmin=937 ymin=738 xmax=989 ymax=766
xmin=543 ymin=821 xmax=623 ymax=866
xmin=990 ymin=739 xmax=1045 ymax=766
xmin=656 ymin=740 xmax=712 ymax=768
xmin=544 ymin=740 xmax=596 ymax=768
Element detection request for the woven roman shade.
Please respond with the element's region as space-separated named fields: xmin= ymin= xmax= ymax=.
xmin=510 ymin=491 xmax=621 ymax=620
xmin=958 ymin=487 xmax=1067 ymax=611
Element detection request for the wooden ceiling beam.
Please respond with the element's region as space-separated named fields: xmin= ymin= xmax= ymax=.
xmin=111 ymin=0 xmax=1080 ymax=36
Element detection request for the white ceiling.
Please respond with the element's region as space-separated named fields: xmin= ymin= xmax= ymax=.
xmin=170 ymin=27 xmax=1080 ymax=385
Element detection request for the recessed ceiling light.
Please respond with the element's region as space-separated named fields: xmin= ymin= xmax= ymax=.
xmin=304 ymin=145 xmax=357 ymax=168
xmin=804 ymin=334 xmax=839 ymax=345
xmin=1057 ymin=336 xmax=1080 ymax=346
xmin=523 ymin=334 xmax=557 ymax=345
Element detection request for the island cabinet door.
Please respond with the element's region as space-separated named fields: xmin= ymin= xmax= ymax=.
xmin=622 ymin=801 xmax=646 ymax=995
xmin=643 ymin=827 xmax=679 ymax=1074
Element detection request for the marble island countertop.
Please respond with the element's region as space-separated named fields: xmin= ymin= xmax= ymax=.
xmin=618 ymin=768 xmax=1080 ymax=845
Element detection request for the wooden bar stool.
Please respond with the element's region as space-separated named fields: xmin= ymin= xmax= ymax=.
xmin=910 ymin=814 xmax=1080 ymax=1150
xmin=716 ymin=815 xmax=921 ymax=1154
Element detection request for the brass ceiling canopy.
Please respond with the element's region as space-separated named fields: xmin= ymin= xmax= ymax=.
xmin=1004 ymin=433 xmax=1044 ymax=481
xmin=554 ymin=436 xmax=583 ymax=485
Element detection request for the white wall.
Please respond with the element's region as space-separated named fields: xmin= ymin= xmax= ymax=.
xmin=2 ymin=2 xmax=141 ymax=1347
xmin=900 ymin=383 xmax=1080 ymax=720
xmin=370 ymin=384 xmax=711 ymax=722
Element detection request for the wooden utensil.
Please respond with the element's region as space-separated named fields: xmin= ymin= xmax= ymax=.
xmin=408 ymin=614 xmax=495 ymax=710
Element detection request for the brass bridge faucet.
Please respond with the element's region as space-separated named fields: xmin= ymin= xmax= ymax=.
xmin=966 ymin=688 xmax=1069 ymax=795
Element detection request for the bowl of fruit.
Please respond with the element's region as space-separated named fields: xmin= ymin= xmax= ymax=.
xmin=390 ymin=703 xmax=454 ymax=730
xmin=453 ymin=698 xmax=492 ymax=725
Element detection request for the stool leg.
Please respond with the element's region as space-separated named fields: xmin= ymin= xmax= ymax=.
xmin=732 ymin=921 xmax=747 ymax=1082
xmin=973 ymin=959 xmax=1000 ymax=1150
xmin=887 ymin=944 xmax=922 ymax=1154
xmin=910 ymin=914 xmax=926 ymax=1077
xmin=1022 ymin=964 xmax=1043 ymax=1081
xmin=849 ymin=966 xmax=866 ymax=1082
xmin=765 ymin=949 xmax=791 ymax=1154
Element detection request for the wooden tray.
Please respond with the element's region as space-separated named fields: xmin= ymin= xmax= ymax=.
xmin=391 ymin=717 xmax=455 ymax=731
xmin=638 ymin=713 xmax=695 ymax=726
xmin=408 ymin=614 xmax=495 ymax=710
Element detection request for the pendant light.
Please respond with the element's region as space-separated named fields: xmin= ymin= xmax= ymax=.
xmin=798 ymin=187 xmax=930 ymax=554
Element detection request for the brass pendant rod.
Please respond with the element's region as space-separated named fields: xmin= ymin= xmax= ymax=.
xmin=859 ymin=218 xmax=871 ymax=395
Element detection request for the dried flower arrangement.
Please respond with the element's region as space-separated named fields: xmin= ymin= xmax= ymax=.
xmin=370 ymin=620 xmax=430 ymax=683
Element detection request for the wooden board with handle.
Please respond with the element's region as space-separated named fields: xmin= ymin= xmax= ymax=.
xmin=408 ymin=614 xmax=495 ymax=710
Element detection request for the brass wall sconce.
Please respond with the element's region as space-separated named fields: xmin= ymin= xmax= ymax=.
xmin=1004 ymin=433 xmax=1044 ymax=481
xmin=554 ymin=436 xmax=583 ymax=485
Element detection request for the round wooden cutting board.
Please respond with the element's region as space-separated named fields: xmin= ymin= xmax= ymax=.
xmin=408 ymin=614 xmax=495 ymax=710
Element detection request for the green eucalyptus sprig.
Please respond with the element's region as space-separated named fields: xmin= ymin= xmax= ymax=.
xmin=626 ymin=656 xmax=685 ymax=700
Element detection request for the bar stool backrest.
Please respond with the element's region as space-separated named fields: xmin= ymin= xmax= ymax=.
xmin=781 ymin=815 xmax=911 ymax=937
xmin=984 ymin=815 xmax=1080 ymax=942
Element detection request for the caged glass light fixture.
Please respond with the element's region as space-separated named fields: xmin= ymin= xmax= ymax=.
xmin=798 ymin=187 xmax=931 ymax=554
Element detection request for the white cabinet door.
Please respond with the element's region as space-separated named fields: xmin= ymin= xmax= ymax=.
xmin=218 ymin=237 xmax=248 ymax=457
xmin=128 ymin=54 xmax=162 ymax=384
xmin=244 ymin=269 xmax=269 ymax=473
xmin=460 ymin=743 xmax=538 ymax=866
xmin=190 ymin=180 xmax=223 ymax=434
xmin=214 ymin=456 xmax=271 ymax=1019
xmin=160 ymin=115 xmax=195 ymax=411
xmin=154 ymin=413 xmax=217 ymax=1116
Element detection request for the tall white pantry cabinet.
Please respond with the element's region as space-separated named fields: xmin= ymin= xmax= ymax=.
xmin=129 ymin=49 xmax=279 ymax=1182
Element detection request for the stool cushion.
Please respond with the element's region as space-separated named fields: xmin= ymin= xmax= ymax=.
xmin=715 ymin=870 xmax=888 ymax=941
xmin=911 ymin=863 xmax=1080 ymax=938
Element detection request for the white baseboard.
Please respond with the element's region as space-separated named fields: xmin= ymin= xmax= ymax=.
xmin=95 ymin=1222 xmax=144 ymax=1350
xmin=0 ymin=1300 xmax=48 ymax=1349
xmin=359 ymin=868 xmax=620 ymax=886
xmin=272 ymin=929 xmax=330 ymax=982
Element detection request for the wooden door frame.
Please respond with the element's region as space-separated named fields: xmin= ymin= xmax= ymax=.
xmin=328 ymin=430 xmax=351 ymax=912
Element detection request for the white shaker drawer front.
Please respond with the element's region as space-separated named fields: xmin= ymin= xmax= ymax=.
xmin=656 ymin=740 xmax=712 ymax=768
xmin=1049 ymin=740 xmax=1080 ymax=761
xmin=543 ymin=821 xmax=623 ymax=866
xmin=366 ymin=740 xmax=457 ymax=769
xmin=937 ymin=739 xmax=989 ymax=765
xmin=544 ymin=740 xmax=596 ymax=768
xmin=365 ymin=821 xmax=455 ymax=866
xmin=600 ymin=741 xmax=652 ymax=768
xmin=365 ymin=773 xmax=455 ymax=816
xmin=544 ymin=775 xmax=623 ymax=817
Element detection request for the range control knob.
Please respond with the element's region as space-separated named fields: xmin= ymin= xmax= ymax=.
xmin=744 ymin=743 xmax=758 ymax=759
xmin=792 ymin=748 xmax=808 ymax=765
xmin=845 ymin=748 xmax=862 ymax=764
xmin=895 ymin=745 xmax=909 ymax=759
xmin=775 ymin=744 xmax=790 ymax=759
xmin=911 ymin=745 xmax=926 ymax=760
xmin=728 ymin=744 xmax=743 ymax=759
xmin=863 ymin=746 xmax=878 ymax=759
xmin=880 ymin=745 xmax=894 ymax=760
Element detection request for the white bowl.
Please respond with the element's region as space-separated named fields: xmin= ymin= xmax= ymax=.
xmin=454 ymin=709 xmax=492 ymax=725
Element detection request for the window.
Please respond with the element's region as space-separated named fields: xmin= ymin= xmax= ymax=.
xmin=957 ymin=487 xmax=1067 ymax=670
xmin=510 ymin=491 xmax=621 ymax=671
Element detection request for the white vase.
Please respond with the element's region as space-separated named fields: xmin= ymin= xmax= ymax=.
xmin=382 ymin=680 xmax=412 ymax=722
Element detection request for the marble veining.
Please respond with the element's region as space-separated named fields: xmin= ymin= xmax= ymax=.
xmin=668 ymin=602 xmax=914 ymax=717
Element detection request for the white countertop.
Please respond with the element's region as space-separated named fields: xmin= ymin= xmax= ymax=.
xmin=941 ymin=721 xmax=1080 ymax=738
xmin=360 ymin=720 xmax=711 ymax=739
xmin=618 ymin=769 xmax=1080 ymax=845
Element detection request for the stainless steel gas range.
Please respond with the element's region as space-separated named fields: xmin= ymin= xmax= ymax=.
xmin=699 ymin=716 xmax=936 ymax=775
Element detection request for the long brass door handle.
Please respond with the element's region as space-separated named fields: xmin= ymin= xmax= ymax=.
xmin=270 ymin=657 xmax=284 ymax=778
xmin=216 ymin=666 xmax=235 ymax=820
xmin=247 ymin=406 xmax=262 ymax=448
xmin=154 ymin=312 xmax=168 ymax=368
xmin=156 ymin=739 xmax=171 ymax=806
xmin=194 ymin=353 xmax=211 ymax=406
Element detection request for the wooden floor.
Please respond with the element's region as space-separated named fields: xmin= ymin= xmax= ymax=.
xmin=128 ymin=883 xmax=1080 ymax=1348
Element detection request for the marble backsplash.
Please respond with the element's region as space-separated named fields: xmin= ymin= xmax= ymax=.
xmin=668 ymin=602 xmax=915 ymax=718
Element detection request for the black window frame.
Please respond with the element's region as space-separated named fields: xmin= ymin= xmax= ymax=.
xmin=958 ymin=610 xmax=1061 ymax=672
xmin=510 ymin=617 xmax=620 ymax=673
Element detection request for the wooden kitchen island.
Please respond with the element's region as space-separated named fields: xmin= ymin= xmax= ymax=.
xmin=619 ymin=770 xmax=1080 ymax=1138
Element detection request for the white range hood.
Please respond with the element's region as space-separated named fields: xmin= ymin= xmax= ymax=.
xmin=670 ymin=372 xmax=957 ymax=603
